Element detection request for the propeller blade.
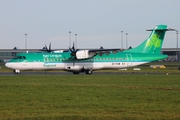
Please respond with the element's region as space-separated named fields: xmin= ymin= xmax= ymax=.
xmin=69 ymin=42 xmax=78 ymax=57
xmin=43 ymin=43 xmax=52 ymax=52
xmin=40 ymin=43 xmax=54 ymax=52
xmin=69 ymin=47 xmax=73 ymax=52
xmin=49 ymin=43 xmax=51 ymax=51
xmin=73 ymin=59 xmax=75 ymax=66
xmin=68 ymin=42 xmax=78 ymax=66
xmin=44 ymin=44 xmax=48 ymax=51
xmin=72 ymin=42 xmax=75 ymax=51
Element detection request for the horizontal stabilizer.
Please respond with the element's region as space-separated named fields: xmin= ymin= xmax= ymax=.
xmin=146 ymin=28 xmax=176 ymax=31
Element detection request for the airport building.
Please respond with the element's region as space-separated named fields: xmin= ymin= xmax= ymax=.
xmin=0 ymin=48 xmax=180 ymax=63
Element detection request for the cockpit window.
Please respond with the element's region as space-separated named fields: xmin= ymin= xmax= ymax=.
xmin=14 ymin=56 xmax=26 ymax=59
xmin=14 ymin=56 xmax=18 ymax=59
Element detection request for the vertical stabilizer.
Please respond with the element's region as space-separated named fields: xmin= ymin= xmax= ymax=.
xmin=127 ymin=25 xmax=168 ymax=54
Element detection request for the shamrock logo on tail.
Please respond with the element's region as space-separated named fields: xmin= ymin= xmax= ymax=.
xmin=146 ymin=33 xmax=162 ymax=50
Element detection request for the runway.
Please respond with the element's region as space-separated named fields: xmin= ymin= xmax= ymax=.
xmin=0 ymin=71 xmax=174 ymax=76
xmin=0 ymin=71 xmax=125 ymax=76
xmin=0 ymin=70 xmax=147 ymax=76
xmin=0 ymin=71 xmax=72 ymax=76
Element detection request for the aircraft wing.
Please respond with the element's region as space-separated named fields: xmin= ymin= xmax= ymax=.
xmin=88 ymin=48 xmax=121 ymax=56
xmin=89 ymin=48 xmax=120 ymax=52
xmin=74 ymin=48 xmax=122 ymax=59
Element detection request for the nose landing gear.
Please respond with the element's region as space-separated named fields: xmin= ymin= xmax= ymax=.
xmin=14 ymin=70 xmax=20 ymax=74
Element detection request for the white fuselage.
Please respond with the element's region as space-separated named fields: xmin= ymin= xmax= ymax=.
xmin=5 ymin=61 xmax=146 ymax=71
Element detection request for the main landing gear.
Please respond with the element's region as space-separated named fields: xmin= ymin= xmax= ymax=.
xmin=73 ymin=69 xmax=93 ymax=75
xmin=85 ymin=69 xmax=93 ymax=75
xmin=13 ymin=70 xmax=20 ymax=74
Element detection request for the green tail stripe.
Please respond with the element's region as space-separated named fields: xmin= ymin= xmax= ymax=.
xmin=127 ymin=25 xmax=168 ymax=54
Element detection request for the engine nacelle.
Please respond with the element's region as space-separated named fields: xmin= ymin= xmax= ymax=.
xmin=76 ymin=50 xmax=96 ymax=59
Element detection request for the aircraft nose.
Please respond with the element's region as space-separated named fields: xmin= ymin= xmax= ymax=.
xmin=5 ymin=62 xmax=12 ymax=69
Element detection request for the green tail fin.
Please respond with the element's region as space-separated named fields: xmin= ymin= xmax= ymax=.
xmin=127 ymin=25 xmax=168 ymax=54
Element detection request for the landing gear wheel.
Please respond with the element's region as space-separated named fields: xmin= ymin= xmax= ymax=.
xmin=14 ymin=70 xmax=20 ymax=74
xmin=85 ymin=70 xmax=93 ymax=75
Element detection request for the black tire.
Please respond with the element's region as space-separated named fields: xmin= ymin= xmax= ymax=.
xmin=86 ymin=70 xmax=93 ymax=74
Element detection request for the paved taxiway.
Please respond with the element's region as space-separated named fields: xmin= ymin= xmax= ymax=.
xmin=0 ymin=71 xmax=125 ymax=76
xmin=0 ymin=71 xmax=174 ymax=76
xmin=0 ymin=71 xmax=72 ymax=76
xmin=0 ymin=71 xmax=143 ymax=76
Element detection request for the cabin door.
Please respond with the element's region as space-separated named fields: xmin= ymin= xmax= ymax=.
xmin=126 ymin=54 xmax=132 ymax=67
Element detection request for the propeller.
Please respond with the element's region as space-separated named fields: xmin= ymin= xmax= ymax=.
xmin=40 ymin=43 xmax=53 ymax=52
xmin=69 ymin=42 xmax=78 ymax=57
xmin=100 ymin=46 xmax=104 ymax=49
xmin=69 ymin=42 xmax=79 ymax=66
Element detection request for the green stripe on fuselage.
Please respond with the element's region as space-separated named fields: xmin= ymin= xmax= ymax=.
xmin=9 ymin=51 xmax=167 ymax=64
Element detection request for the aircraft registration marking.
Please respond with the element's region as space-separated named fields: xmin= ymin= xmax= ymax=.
xmin=112 ymin=62 xmax=120 ymax=65
xmin=112 ymin=62 xmax=126 ymax=65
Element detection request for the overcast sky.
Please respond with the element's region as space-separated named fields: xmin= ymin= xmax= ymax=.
xmin=0 ymin=0 xmax=179 ymax=49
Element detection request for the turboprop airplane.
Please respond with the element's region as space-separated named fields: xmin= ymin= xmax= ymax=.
xmin=5 ymin=25 xmax=172 ymax=74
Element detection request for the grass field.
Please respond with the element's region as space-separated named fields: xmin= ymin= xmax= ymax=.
xmin=0 ymin=74 xmax=180 ymax=120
